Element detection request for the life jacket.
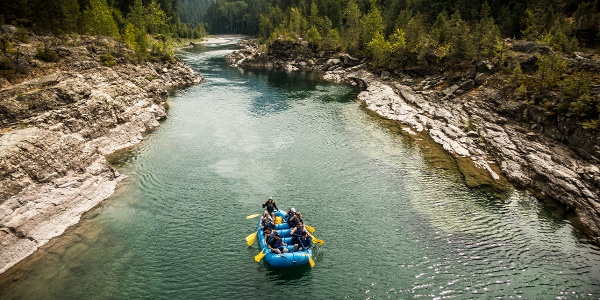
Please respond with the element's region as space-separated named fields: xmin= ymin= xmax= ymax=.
xmin=292 ymin=226 xmax=305 ymax=237
xmin=287 ymin=216 xmax=300 ymax=227
xmin=269 ymin=236 xmax=282 ymax=248
xmin=261 ymin=217 xmax=273 ymax=228
xmin=299 ymin=235 xmax=312 ymax=249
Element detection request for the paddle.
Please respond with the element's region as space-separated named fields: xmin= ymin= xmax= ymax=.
xmin=246 ymin=232 xmax=257 ymax=246
xmin=299 ymin=238 xmax=315 ymax=268
xmin=254 ymin=249 xmax=266 ymax=262
xmin=246 ymin=214 xmax=261 ymax=219
xmin=308 ymin=254 xmax=315 ymax=267
xmin=305 ymin=224 xmax=315 ymax=233
xmin=309 ymin=233 xmax=324 ymax=245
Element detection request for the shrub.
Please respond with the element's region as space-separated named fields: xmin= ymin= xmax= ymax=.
xmin=35 ymin=48 xmax=58 ymax=62
xmin=100 ymin=53 xmax=116 ymax=66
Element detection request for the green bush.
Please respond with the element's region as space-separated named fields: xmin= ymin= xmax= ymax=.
xmin=100 ymin=53 xmax=116 ymax=66
xmin=35 ymin=48 xmax=58 ymax=62
xmin=0 ymin=56 xmax=12 ymax=70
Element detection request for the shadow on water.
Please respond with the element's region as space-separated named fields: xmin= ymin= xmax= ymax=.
xmin=264 ymin=264 xmax=312 ymax=281
xmin=242 ymin=68 xmax=357 ymax=116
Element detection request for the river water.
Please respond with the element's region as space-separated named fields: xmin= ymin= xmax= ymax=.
xmin=1 ymin=40 xmax=599 ymax=299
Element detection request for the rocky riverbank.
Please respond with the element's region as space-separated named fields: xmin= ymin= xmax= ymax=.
xmin=0 ymin=31 xmax=203 ymax=274
xmin=227 ymin=38 xmax=600 ymax=244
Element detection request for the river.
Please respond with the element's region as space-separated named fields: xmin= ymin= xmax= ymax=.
xmin=0 ymin=40 xmax=599 ymax=299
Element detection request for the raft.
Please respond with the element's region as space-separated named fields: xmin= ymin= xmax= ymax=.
xmin=257 ymin=210 xmax=313 ymax=268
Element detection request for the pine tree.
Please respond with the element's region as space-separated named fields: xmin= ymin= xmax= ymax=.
xmin=368 ymin=32 xmax=392 ymax=68
xmin=448 ymin=10 xmax=472 ymax=65
xmin=321 ymin=28 xmax=342 ymax=51
xmin=287 ymin=7 xmax=305 ymax=35
xmin=431 ymin=11 xmax=450 ymax=46
xmin=306 ymin=25 xmax=322 ymax=46
xmin=81 ymin=0 xmax=120 ymax=37
xmin=359 ymin=5 xmax=384 ymax=51
xmin=389 ymin=28 xmax=408 ymax=68
xmin=472 ymin=2 xmax=500 ymax=61
xmin=342 ymin=0 xmax=361 ymax=53
xmin=146 ymin=0 xmax=169 ymax=34
xmin=535 ymin=52 xmax=567 ymax=102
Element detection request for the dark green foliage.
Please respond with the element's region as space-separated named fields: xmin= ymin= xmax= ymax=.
xmin=35 ymin=47 xmax=58 ymax=62
xmin=205 ymin=0 xmax=264 ymax=34
xmin=179 ymin=0 xmax=215 ymax=27
xmin=100 ymin=53 xmax=116 ymax=66
xmin=534 ymin=53 xmax=567 ymax=103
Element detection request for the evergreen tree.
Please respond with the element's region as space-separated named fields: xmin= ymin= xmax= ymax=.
xmin=472 ymin=2 xmax=500 ymax=61
xmin=404 ymin=14 xmax=428 ymax=63
xmin=306 ymin=25 xmax=322 ymax=46
xmin=321 ymin=28 xmax=342 ymax=51
xmin=359 ymin=5 xmax=384 ymax=51
xmin=287 ymin=7 xmax=305 ymax=35
xmin=535 ymin=52 xmax=567 ymax=102
xmin=146 ymin=0 xmax=170 ymax=33
xmin=368 ymin=31 xmax=392 ymax=68
xmin=389 ymin=28 xmax=408 ymax=68
xmin=127 ymin=0 xmax=146 ymax=30
xmin=448 ymin=10 xmax=471 ymax=65
xmin=81 ymin=0 xmax=120 ymax=37
xmin=342 ymin=0 xmax=361 ymax=53
xmin=431 ymin=10 xmax=450 ymax=46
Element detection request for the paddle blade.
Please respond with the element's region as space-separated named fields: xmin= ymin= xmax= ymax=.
xmin=246 ymin=214 xmax=261 ymax=219
xmin=305 ymin=225 xmax=315 ymax=233
xmin=254 ymin=249 xmax=266 ymax=262
xmin=308 ymin=255 xmax=315 ymax=267
xmin=309 ymin=233 xmax=324 ymax=245
xmin=314 ymin=238 xmax=324 ymax=245
xmin=246 ymin=232 xmax=257 ymax=246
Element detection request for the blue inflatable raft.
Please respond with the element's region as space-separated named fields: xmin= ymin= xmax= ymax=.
xmin=257 ymin=211 xmax=313 ymax=268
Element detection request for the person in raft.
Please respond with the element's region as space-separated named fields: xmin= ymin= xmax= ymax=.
xmin=267 ymin=233 xmax=288 ymax=254
xmin=290 ymin=223 xmax=308 ymax=248
xmin=262 ymin=197 xmax=279 ymax=219
xmin=260 ymin=212 xmax=274 ymax=231
xmin=286 ymin=208 xmax=303 ymax=228
xmin=292 ymin=231 xmax=312 ymax=252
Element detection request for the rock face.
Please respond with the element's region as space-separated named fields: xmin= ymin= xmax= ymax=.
xmin=227 ymin=38 xmax=600 ymax=244
xmin=0 ymin=35 xmax=203 ymax=274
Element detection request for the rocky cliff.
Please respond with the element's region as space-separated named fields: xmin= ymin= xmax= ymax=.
xmin=0 ymin=32 xmax=203 ymax=274
xmin=227 ymin=38 xmax=600 ymax=244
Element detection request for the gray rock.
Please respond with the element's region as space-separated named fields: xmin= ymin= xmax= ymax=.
xmin=0 ymin=25 xmax=17 ymax=34
xmin=0 ymin=37 xmax=203 ymax=274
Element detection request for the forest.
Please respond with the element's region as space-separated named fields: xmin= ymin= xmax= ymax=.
xmin=0 ymin=0 xmax=207 ymax=62
xmin=1 ymin=0 xmax=599 ymax=129
xmin=203 ymin=0 xmax=600 ymax=130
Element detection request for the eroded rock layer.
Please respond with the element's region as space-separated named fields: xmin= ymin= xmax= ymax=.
xmin=0 ymin=35 xmax=203 ymax=274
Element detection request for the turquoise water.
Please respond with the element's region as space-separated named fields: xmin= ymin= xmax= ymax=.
xmin=1 ymin=41 xmax=599 ymax=299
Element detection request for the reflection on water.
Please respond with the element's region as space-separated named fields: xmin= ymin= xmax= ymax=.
xmin=1 ymin=39 xmax=599 ymax=300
